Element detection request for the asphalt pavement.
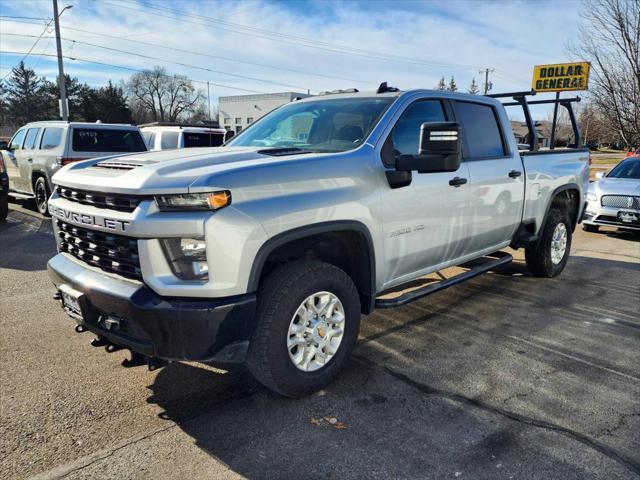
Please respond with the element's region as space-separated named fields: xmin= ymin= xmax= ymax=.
xmin=1 ymin=204 xmax=639 ymax=480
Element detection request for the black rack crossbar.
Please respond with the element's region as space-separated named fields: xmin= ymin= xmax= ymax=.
xmin=487 ymin=90 xmax=583 ymax=151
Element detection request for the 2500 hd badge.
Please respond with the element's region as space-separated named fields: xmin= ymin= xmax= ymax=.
xmin=49 ymin=204 xmax=130 ymax=232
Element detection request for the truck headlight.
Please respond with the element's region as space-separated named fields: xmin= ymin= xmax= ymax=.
xmin=155 ymin=191 xmax=231 ymax=211
xmin=161 ymin=237 xmax=209 ymax=280
xmin=586 ymin=192 xmax=597 ymax=202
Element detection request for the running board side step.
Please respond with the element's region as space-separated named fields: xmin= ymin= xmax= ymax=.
xmin=375 ymin=251 xmax=513 ymax=309
xmin=8 ymin=191 xmax=35 ymax=200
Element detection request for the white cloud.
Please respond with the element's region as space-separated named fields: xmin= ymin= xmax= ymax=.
xmin=0 ymin=0 xmax=584 ymax=115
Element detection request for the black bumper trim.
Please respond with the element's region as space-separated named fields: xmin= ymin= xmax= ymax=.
xmin=48 ymin=257 xmax=256 ymax=363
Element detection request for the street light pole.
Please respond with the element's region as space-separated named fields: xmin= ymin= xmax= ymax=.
xmin=53 ymin=0 xmax=69 ymax=121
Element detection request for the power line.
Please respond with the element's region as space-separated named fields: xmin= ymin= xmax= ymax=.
xmin=0 ymin=50 xmax=269 ymax=94
xmin=102 ymin=0 xmax=491 ymax=71
xmin=1 ymin=17 xmax=54 ymax=81
xmin=55 ymin=24 xmax=373 ymax=86
xmin=3 ymin=33 xmax=313 ymax=92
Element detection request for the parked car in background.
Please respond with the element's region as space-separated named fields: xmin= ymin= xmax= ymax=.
xmin=140 ymin=123 xmax=228 ymax=151
xmin=0 ymin=154 xmax=8 ymax=221
xmin=583 ymin=155 xmax=640 ymax=232
xmin=2 ymin=121 xmax=146 ymax=215
xmin=625 ymin=146 xmax=640 ymax=157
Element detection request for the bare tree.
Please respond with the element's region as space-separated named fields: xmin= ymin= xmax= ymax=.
xmin=126 ymin=66 xmax=205 ymax=122
xmin=571 ymin=0 xmax=640 ymax=148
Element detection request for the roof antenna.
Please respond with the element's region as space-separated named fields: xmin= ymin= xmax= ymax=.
xmin=377 ymin=82 xmax=399 ymax=94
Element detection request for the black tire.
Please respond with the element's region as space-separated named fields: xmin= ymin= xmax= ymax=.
xmin=0 ymin=196 xmax=7 ymax=222
xmin=525 ymin=208 xmax=572 ymax=277
xmin=34 ymin=176 xmax=51 ymax=216
xmin=582 ymin=223 xmax=599 ymax=233
xmin=247 ymin=260 xmax=361 ymax=397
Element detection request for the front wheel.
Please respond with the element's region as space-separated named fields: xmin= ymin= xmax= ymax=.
xmin=34 ymin=176 xmax=51 ymax=216
xmin=247 ymin=261 xmax=361 ymax=397
xmin=525 ymin=208 xmax=572 ymax=277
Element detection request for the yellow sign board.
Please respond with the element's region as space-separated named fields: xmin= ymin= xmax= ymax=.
xmin=532 ymin=62 xmax=590 ymax=92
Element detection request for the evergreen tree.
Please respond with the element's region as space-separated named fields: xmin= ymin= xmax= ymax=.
xmin=4 ymin=62 xmax=50 ymax=125
xmin=93 ymin=81 xmax=132 ymax=123
xmin=468 ymin=78 xmax=480 ymax=95
xmin=447 ymin=76 xmax=458 ymax=92
xmin=436 ymin=76 xmax=446 ymax=90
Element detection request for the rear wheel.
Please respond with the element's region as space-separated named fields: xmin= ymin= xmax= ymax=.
xmin=525 ymin=208 xmax=572 ymax=277
xmin=582 ymin=223 xmax=599 ymax=233
xmin=247 ymin=260 xmax=361 ymax=397
xmin=34 ymin=176 xmax=51 ymax=216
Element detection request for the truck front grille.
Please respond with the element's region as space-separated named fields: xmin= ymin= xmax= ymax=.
xmin=601 ymin=195 xmax=640 ymax=210
xmin=56 ymin=220 xmax=142 ymax=280
xmin=55 ymin=186 xmax=147 ymax=213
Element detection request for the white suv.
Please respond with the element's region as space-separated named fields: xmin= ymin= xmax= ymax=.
xmin=141 ymin=124 xmax=228 ymax=151
xmin=2 ymin=121 xmax=146 ymax=215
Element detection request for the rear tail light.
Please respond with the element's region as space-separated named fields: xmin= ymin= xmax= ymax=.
xmin=0 ymin=156 xmax=5 ymax=173
xmin=56 ymin=157 xmax=89 ymax=166
xmin=588 ymin=152 xmax=592 ymax=166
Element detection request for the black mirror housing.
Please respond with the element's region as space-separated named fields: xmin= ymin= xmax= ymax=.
xmin=396 ymin=122 xmax=462 ymax=173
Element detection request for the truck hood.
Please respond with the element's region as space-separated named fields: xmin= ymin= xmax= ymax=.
xmin=590 ymin=177 xmax=640 ymax=196
xmin=51 ymin=147 xmax=325 ymax=194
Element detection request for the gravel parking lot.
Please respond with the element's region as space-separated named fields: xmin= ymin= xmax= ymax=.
xmin=1 ymin=204 xmax=639 ymax=480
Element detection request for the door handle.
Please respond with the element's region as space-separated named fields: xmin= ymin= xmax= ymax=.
xmin=449 ymin=177 xmax=468 ymax=187
xmin=508 ymin=170 xmax=522 ymax=178
xmin=27 ymin=158 xmax=33 ymax=163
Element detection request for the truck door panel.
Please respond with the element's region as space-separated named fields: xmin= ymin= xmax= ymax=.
xmin=381 ymin=99 xmax=471 ymax=285
xmin=18 ymin=128 xmax=41 ymax=194
xmin=453 ymin=100 xmax=524 ymax=255
xmin=5 ymin=129 xmax=26 ymax=191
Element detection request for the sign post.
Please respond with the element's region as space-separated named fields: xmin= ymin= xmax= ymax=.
xmin=532 ymin=62 xmax=590 ymax=149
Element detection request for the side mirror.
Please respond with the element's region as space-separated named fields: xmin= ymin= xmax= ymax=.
xmin=396 ymin=122 xmax=462 ymax=173
xmin=595 ymin=171 xmax=605 ymax=179
xmin=225 ymin=130 xmax=236 ymax=142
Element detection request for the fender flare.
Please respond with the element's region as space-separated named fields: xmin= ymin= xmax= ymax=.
xmin=247 ymin=220 xmax=377 ymax=312
xmin=539 ymin=183 xmax=582 ymax=234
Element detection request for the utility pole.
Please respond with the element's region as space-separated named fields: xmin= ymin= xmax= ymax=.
xmin=207 ymin=81 xmax=211 ymax=122
xmin=479 ymin=68 xmax=494 ymax=95
xmin=53 ymin=0 xmax=69 ymax=121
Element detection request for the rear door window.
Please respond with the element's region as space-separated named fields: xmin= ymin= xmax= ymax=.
xmin=24 ymin=128 xmax=41 ymax=150
xmin=160 ymin=131 xmax=179 ymax=149
xmin=72 ymin=128 xmax=147 ymax=152
xmin=453 ymin=101 xmax=506 ymax=159
xmin=40 ymin=127 xmax=64 ymax=150
xmin=9 ymin=129 xmax=27 ymax=150
xmin=183 ymin=132 xmax=226 ymax=147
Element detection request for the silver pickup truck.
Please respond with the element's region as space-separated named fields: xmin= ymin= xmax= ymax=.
xmin=47 ymin=86 xmax=589 ymax=396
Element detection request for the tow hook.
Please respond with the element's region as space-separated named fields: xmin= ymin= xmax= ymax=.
xmin=105 ymin=343 xmax=124 ymax=353
xmin=90 ymin=336 xmax=109 ymax=347
xmin=122 ymin=351 xmax=146 ymax=368
xmin=75 ymin=324 xmax=87 ymax=333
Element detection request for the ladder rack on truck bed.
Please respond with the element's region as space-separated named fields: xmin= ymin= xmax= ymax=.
xmin=487 ymin=90 xmax=582 ymax=152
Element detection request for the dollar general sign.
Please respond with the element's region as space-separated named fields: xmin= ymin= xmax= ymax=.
xmin=532 ymin=62 xmax=590 ymax=92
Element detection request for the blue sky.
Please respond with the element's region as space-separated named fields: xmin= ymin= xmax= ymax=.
xmin=0 ymin=0 xmax=585 ymax=118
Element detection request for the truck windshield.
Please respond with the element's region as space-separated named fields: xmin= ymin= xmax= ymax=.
xmin=227 ymin=97 xmax=395 ymax=152
xmin=607 ymin=157 xmax=640 ymax=179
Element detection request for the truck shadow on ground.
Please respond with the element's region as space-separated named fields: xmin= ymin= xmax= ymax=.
xmin=146 ymin=255 xmax=640 ymax=479
xmin=0 ymin=210 xmax=55 ymax=271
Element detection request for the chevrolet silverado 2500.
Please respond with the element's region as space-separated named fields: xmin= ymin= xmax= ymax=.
xmin=47 ymin=86 xmax=589 ymax=397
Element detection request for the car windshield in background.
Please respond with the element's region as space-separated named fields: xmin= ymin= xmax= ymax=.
xmin=227 ymin=97 xmax=395 ymax=152
xmin=607 ymin=158 xmax=640 ymax=179
xmin=183 ymin=132 xmax=225 ymax=148
xmin=72 ymin=129 xmax=147 ymax=152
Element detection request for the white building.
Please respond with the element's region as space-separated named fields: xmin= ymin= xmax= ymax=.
xmin=218 ymin=92 xmax=312 ymax=134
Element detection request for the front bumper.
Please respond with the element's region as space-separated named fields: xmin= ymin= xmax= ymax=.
xmin=48 ymin=253 xmax=256 ymax=363
xmin=582 ymin=201 xmax=640 ymax=230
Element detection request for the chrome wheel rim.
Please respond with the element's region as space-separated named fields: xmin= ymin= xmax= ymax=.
xmin=551 ymin=223 xmax=568 ymax=265
xmin=35 ymin=181 xmax=47 ymax=212
xmin=287 ymin=291 xmax=345 ymax=372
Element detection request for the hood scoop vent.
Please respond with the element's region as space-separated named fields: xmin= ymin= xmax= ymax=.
xmin=93 ymin=159 xmax=156 ymax=170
